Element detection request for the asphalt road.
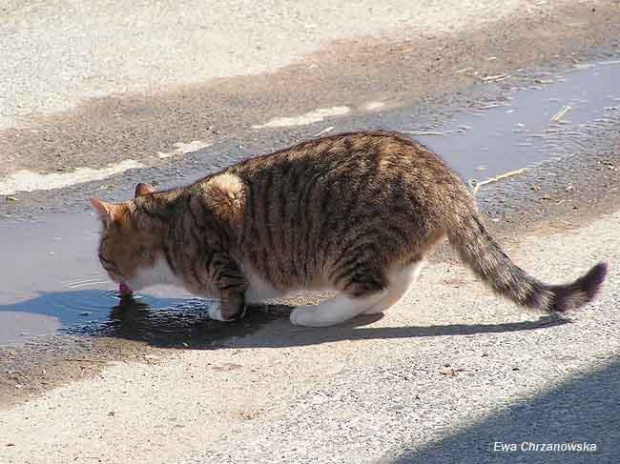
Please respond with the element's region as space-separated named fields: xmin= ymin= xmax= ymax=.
xmin=1 ymin=0 xmax=619 ymax=463
xmin=1 ymin=204 xmax=618 ymax=464
xmin=1 ymin=0 xmax=619 ymax=186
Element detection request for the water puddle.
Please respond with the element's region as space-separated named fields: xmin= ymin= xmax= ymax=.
xmin=0 ymin=213 xmax=205 ymax=345
xmin=411 ymin=62 xmax=620 ymax=181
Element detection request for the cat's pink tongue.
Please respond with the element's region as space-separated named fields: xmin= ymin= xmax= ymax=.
xmin=119 ymin=283 xmax=133 ymax=296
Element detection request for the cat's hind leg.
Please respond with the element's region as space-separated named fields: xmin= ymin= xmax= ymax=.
xmin=365 ymin=260 xmax=425 ymax=314
xmin=290 ymin=291 xmax=387 ymax=327
xmin=290 ymin=264 xmax=387 ymax=327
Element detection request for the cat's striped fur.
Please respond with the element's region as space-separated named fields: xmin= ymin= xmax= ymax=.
xmin=92 ymin=131 xmax=607 ymax=326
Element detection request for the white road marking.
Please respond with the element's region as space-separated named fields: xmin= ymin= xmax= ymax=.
xmin=364 ymin=101 xmax=385 ymax=111
xmin=157 ymin=140 xmax=213 ymax=159
xmin=0 ymin=160 xmax=144 ymax=195
xmin=252 ymin=106 xmax=350 ymax=129
xmin=0 ymin=138 xmax=214 ymax=195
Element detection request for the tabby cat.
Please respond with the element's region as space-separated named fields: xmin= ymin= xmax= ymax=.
xmin=92 ymin=131 xmax=607 ymax=327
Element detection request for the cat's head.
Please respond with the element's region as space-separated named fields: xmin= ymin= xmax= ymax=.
xmin=91 ymin=182 xmax=166 ymax=294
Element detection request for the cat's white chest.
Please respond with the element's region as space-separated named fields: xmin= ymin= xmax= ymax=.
xmin=131 ymin=257 xmax=184 ymax=290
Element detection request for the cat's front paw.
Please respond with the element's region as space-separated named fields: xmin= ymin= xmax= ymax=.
xmin=208 ymin=302 xmax=246 ymax=322
xmin=289 ymin=305 xmax=319 ymax=326
xmin=207 ymin=303 xmax=226 ymax=321
xmin=208 ymin=303 xmax=233 ymax=322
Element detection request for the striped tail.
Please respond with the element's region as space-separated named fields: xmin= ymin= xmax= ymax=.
xmin=447 ymin=208 xmax=607 ymax=313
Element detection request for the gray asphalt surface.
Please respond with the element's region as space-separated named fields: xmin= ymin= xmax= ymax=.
xmin=1 ymin=0 xmax=619 ymax=182
xmin=1 ymin=209 xmax=618 ymax=463
xmin=0 ymin=0 xmax=538 ymax=130
xmin=1 ymin=0 xmax=619 ymax=463
xmin=391 ymin=360 xmax=620 ymax=463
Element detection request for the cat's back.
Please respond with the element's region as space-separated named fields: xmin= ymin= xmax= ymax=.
xmin=231 ymin=131 xmax=447 ymax=182
xmin=223 ymin=131 xmax=460 ymax=289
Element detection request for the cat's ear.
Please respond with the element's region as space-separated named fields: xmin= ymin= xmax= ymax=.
xmin=135 ymin=183 xmax=155 ymax=198
xmin=90 ymin=198 xmax=116 ymax=225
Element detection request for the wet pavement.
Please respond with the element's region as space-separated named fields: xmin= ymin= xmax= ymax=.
xmin=0 ymin=214 xmax=180 ymax=342
xmin=0 ymin=60 xmax=619 ymax=346
xmin=415 ymin=62 xmax=620 ymax=180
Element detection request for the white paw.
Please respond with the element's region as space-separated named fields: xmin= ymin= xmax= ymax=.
xmin=289 ymin=305 xmax=320 ymax=327
xmin=364 ymin=305 xmax=385 ymax=315
xmin=207 ymin=303 xmax=234 ymax=322
xmin=208 ymin=303 xmax=225 ymax=321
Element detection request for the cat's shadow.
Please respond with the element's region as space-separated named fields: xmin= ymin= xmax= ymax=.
xmin=103 ymin=295 xmax=572 ymax=349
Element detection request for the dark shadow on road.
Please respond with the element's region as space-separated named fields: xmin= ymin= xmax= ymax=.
xmin=386 ymin=358 xmax=620 ymax=464
xmin=101 ymin=296 xmax=283 ymax=347
xmin=103 ymin=294 xmax=572 ymax=349
xmin=0 ymin=291 xmax=575 ymax=349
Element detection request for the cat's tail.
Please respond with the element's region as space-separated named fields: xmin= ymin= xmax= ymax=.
xmin=446 ymin=206 xmax=607 ymax=313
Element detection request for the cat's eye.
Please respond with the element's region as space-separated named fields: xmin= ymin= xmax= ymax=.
xmin=99 ymin=254 xmax=120 ymax=275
